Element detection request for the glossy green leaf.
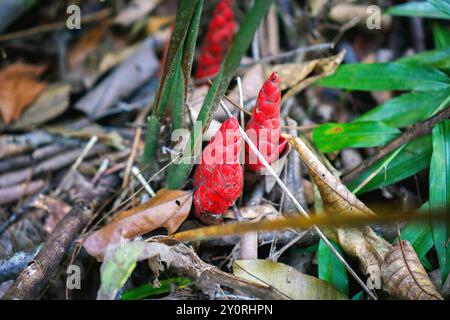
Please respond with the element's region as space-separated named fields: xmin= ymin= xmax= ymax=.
xmin=429 ymin=120 xmax=450 ymax=283
xmin=233 ymin=259 xmax=347 ymax=300
xmin=400 ymin=202 xmax=434 ymax=261
xmin=317 ymin=63 xmax=450 ymax=91
xmin=318 ymin=239 xmax=348 ymax=296
xmin=355 ymin=89 xmax=450 ymax=128
xmin=386 ymin=2 xmax=450 ymax=19
xmin=398 ymin=47 xmax=450 ymax=69
xmin=347 ymin=135 xmax=432 ymax=194
xmin=351 ymin=291 xmax=364 ymax=300
xmin=167 ymin=0 xmax=274 ymax=189
xmin=429 ymin=0 xmax=450 ymax=16
xmin=121 ymin=277 xmax=191 ymax=300
xmin=433 ymin=24 xmax=450 ymax=49
xmin=313 ymin=121 xmax=400 ymax=152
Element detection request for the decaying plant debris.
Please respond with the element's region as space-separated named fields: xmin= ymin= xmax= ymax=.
xmin=0 ymin=0 xmax=449 ymax=301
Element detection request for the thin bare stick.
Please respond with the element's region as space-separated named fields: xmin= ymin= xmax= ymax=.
xmin=219 ymin=100 xmax=377 ymax=300
xmin=343 ymin=106 xmax=450 ymax=183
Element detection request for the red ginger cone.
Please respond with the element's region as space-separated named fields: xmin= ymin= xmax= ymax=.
xmin=245 ymin=72 xmax=287 ymax=172
xmin=195 ymin=0 xmax=235 ymax=80
xmin=193 ymin=118 xmax=243 ymax=223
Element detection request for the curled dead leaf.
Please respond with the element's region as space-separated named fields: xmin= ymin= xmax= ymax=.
xmin=266 ymin=51 xmax=345 ymax=103
xmin=0 ymin=63 xmax=47 ymax=125
xmin=33 ymin=195 xmax=72 ymax=234
xmin=83 ymin=188 xmax=192 ymax=260
xmin=381 ymin=241 xmax=443 ymax=300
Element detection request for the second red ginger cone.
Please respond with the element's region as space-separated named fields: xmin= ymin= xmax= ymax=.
xmin=195 ymin=0 xmax=235 ymax=80
xmin=245 ymin=72 xmax=287 ymax=172
xmin=193 ymin=118 xmax=243 ymax=223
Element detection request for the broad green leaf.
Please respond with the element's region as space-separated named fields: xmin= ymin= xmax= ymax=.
xmin=398 ymin=47 xmax=450 ymax=69
xmin=400 ymin=202 xmax=434 ymax=261
xmin=313 ymin=121 xmax=400 ymax=152
xmin=433 ymin=24 xmax=450 ymax=49
xmin=355 ymin=89 xmax=450 ymax=128
xmin=121 ymin=277 xmax=191 ymax=300
xmin=429 ymin=0 xmax=450 ymax=16
xmin=318 ymin=239 xmax=348 ymax=296
xmin=233 ymin=259 xmax=347 ymax=300
xmin=317 ymin=63 xmax=450 ymax=91
xmin=351 ymin=291 xmax=364 ymax=300
xmin=167 ymin=0 xmax=275 ymax=189
xmin=429 ymin=120 xmax=450 ymax=283
xmin=97 ymin=241 xmax=173 ymax=300
xmin=347 ymin=135 xmax=432 ymax=194
xmin=386 ymin=2 xmax=450 ymax=19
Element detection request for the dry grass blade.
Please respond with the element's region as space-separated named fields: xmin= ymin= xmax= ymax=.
xmin=381 ymin=240 xmax=443 ymax=300
xmin=83 ymin=189 xmax=192 ymax=260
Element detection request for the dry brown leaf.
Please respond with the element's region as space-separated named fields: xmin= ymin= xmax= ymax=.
xmin=265 ymin=51 xmax=345 ymax=103
xmin=33 ymin=195 xmax=72 ymax=234
xmin=381 ymin=241 xmax=443 ymax=300
xmin=0 ymin=63 xmax=47 ymax=125
xmin=223 ymin=204 xmax=278 ymax=220
xmin=83 ymin=188 xmax=192 ymax=260
xmin=68 ymin=22 xmax=111 ymax=70
xmin=284 ymin=135 xmax=373 ymax=217
xmin=285 ymin=134 xmax=392 ymax=288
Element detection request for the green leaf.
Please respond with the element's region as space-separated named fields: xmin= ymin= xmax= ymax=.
xmin=317 ymin=63 xmax=450 ymax=91
xmin=318 ymin=239 xmax=349 ymax=296
xmin=397 ymin=47 xmax=450 ymax=69
xmin=121 ymin=277 xmax=191 ymax=300
xmin=351 ymin=291 xmax=364 ymax=300
xmin=429 ymin=0 xmax=450 ymax=16
xmin=143 ymin=0 xmax=202 ymax=162
xmin=313 ymin=121 xmax=400 ymax=153
xmin=429 ymin=120 xmax=450 ymax=283
xmin=433 ymin=24 xmax=450 ymax=49
xmin=400 ymin=202 xmax=434 ymax=261
xmin=355 ymin=89 xmax=450 ymax=128
xmin=233 ymin=259 xmax=347 ymax=300
xmin=386 ymin=2 xmax=450 ymax=19
xmin=167 ymin=0 xmax=275 ymax=189
xmin=96 ymin=241 xmax=174 ymax=300
xmin=347 ymin=135 xmax=433 ymax=194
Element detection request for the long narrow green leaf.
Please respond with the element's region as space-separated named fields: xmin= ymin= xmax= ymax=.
xmin=121 ymin=277 xmax=191 ymax=300
xmin=346 ymin=135 xmax=433 ymax=194
xmin=355 ymin=89 xmax=450 ymax=128
xmin=400 ymin=202 xmax=434 ymax=261
xmin=397 ymin=47 xmax=450 ymax=69
xmin=429 ymin=0 xmax=450 ymax=16
xmin=167 ymin=0 xmax=275 ymax=189
xmin=313 ymin=121 xmax=400 ymax=153
xmin=318 ymin=239 xmax=349 ymax=296
xmin=143 ymin=0 xmax=201 ymax=162
xmin=429 ymin=120 xmax=450 ymax=283
xmin=386 ymin=2 xmax=450 ymax=19
xmin=317 ymin=63 xmax=450 ymax=91
xmin=433 ymin=24 xmax=450 ymax=49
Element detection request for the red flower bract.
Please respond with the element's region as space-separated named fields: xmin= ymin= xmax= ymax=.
xmin=195 ymin=0 xmax=235 ymax=80
xmin=245 ymin=72 xmax=287 ymax=172
xmin=193 ymin=118 xmax=243 ymax=223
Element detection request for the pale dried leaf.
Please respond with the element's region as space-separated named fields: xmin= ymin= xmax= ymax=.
xmin=266 ymin=51 xmax=345 ymax=102
xmin=284 ymin=135 xmax=373 ymax=217
xmin=223 ymin=204 xmax=278 ymax=220
xmin=114 ymin=0 xmax=162 ymax=26
xmin=381 ymin=241 xmax=443 ymax=300
xmin=83 ymin=189 xmax=192 ymax=260
xmin=285 ymin=134 xmax=393 ymax=287
xmin=233 ymin=259 xmax=347 ymax=300
xmin=0 ymin=63 xmax=47 ymax=124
